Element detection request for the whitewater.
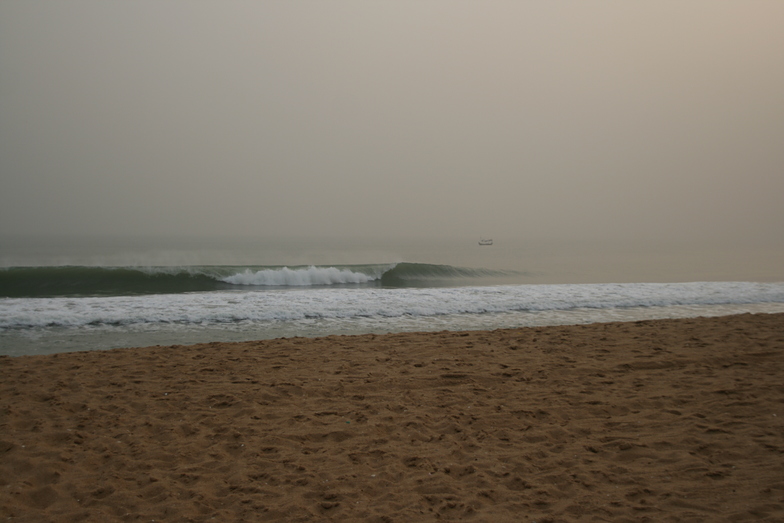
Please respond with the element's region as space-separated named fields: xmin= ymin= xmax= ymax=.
xmin=2 ymin=276 xmax=784 ymax=356
xmin=4 ymin=280 xmax=784 ymax=329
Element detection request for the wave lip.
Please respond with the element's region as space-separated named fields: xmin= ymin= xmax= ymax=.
xmin=220 ymin=266 xmax=381 ymax=286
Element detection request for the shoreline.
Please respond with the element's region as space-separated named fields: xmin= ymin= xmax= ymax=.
xmin=4 ymin=300 xmax=784 ymax=358
xmin=2 ymin=313 xmax=783 ymax=521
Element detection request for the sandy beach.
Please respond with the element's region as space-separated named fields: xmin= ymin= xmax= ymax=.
xmin=1 ymin=313 xmax=783 ymax=522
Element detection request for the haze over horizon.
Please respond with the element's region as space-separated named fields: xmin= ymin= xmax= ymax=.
xmin=2 ymin=1 xmax=783 ymax=246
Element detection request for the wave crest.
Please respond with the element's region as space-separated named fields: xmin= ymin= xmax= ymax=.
xmin=221 ymin=266 xmax=379 ymax=286
xmin=0 ymin=262 xmax=510 ymax=297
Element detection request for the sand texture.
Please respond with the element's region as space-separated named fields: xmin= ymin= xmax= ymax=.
xmin=1 ymin=313 xmax=784 ymax=522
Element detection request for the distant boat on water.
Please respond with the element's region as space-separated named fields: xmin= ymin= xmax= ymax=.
xmin=478 ymin=238 xmax=493 ymax=246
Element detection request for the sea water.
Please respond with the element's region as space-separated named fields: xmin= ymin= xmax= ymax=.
xmin=2 ymin=236 xmax=783 ymax=356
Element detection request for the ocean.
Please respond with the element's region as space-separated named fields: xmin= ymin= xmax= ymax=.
xmin=2 ymin=236 xmax=783 ymax=357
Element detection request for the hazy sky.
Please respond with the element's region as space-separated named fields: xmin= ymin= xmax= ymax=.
xmin=1 ymin=1 xmax=783 ymax=244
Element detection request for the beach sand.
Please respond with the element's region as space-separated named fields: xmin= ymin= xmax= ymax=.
xmin=1 ymin=313 xmax=783 ymax=522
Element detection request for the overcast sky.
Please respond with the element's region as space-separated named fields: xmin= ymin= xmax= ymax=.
xmin=1 ymin=1 xmax=783 ymax=244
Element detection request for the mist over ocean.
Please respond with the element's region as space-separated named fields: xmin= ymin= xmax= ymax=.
xmin=2 ymin=236 xmax=783 ymax=357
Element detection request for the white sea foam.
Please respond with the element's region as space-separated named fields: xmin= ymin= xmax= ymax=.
xmin=220 ymin=266 xmax=379 ymax=286
xmin=2 ymin=281 xmax=783 ymax=330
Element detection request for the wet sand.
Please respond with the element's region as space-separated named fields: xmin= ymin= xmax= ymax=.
xmin=1 ymin=313 xmax=783 ymax=522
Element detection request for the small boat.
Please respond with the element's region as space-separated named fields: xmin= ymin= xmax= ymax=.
xmin=478 ymin=238 xmax=493 ymax=246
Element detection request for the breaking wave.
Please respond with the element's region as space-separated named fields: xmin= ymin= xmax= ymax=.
xmin=0 ymin=263 xmax=511 ymax=298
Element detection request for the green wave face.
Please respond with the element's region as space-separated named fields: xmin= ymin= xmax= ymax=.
xmin=0 ymin=263 xmax=515 ymax=298
xmin=379 ymin=263 xmax=510 ymax=287
xmin=0 ymin=266 xmax=232 ymax=297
